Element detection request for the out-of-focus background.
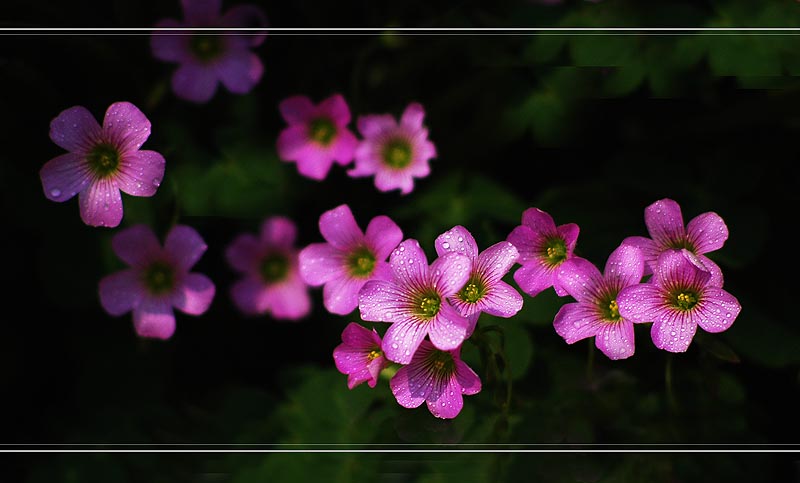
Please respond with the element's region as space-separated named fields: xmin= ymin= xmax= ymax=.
xmin=1 ymin=0 xmax=799 ymax=481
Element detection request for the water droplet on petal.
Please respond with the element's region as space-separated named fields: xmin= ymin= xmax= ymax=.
xmin=50 ymin=189 xmax=61 ymax=197
xmin=152 ymin=178 xmax=161 ymax=187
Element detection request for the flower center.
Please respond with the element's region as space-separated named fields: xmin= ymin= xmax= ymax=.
xmin=308 ymin=117 xmax=337 ymax=146
xmin=426 ymin=349 xmax=455 ymax=377
xmin=458 ymin=274 xmax=487 ymax=304
xmin=667 ymin=238 xmax=697 ymax=252
xmin=347 ymin=246 xmax=376 ymax=278
xmin=381 ymin=139 xmax=413 ymax=169
xmin=542 ymin=237 xmax=568 ymax=267
xmin=86 ymin=143 xmax=120 ymax=178
xmin=672 ymin=291 xmax=699 ymax=311
xmin=143 ymin=261 xmax=175 ymax=295
xmin=415 ymin=292 xmax=441 ymax=319
xmin=260 ymin=253 xmax=289 ymax=283
xmin=189 ymin=34 xmax=224 ymax=62
xmin=367 ymin=350 xmax=382 ymax=361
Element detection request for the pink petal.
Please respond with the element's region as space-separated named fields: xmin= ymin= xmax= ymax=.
xmin=364 ymin=215 xmax=403 ymax=261
xmin=181 ymin=0 xmax=222 ymax=24
xmin=400 ymin=102 xmax=426 ymax=130
xmin=553 ymin=303 xmax=603 ymax=344
xmin=382 ymin=318 xmax=429 ymax=364
xmin=150 ymin=19 xmax=187 ymax=62
xmin=390 ymin=365 xmax=426 ymax=409
xmin=357 ymin=279 xmax=407 ymax=323
xmin=164 ymin=225 xmax=207 ymax=271
xmin=390 ymin=239 xmax=429 ymax=287
xmin=318 ymin=93 xmax=351 ymax=126
xmin=279 ymin=95 xmax=315 ymax=125
xmin=556 ymin=257 xmax=603 ymax=304
xmin=293 ymin=147 xmax=335 ymax=180
xmin=480 ymin=281 xmax=523 ymax=318
xmin=102 ymin=101 xmax=152 ymax=153
xmin=49 ymin=105 xmax=101 ymax=153
xmin=322 ymin=274 xmax=365 ymax=316
xmin=260 ymin=217 xmax=297 ymax=249
xmin=231 ymin=277 xmax=269 ymax=315
xmin=427 ymin=303 xmax=469 ymax=351
xmin=616 ymin=284 xmax=665 ymax=324
xmin=435 ymin=225 xmax=478 ymax=260
xmin=40 ymin=152 xmax=92 ymax=202
xmin=221 ymin=4 xmax=267 ymax=46
xmin=513 ymin=261 xmax=555 ymax=298
xmin=604 ymin=243 xmax=645 ymax=288
xmin=133 ymin=297 xmax=176 ymax=340
xmin=298 ymin=243 xmax=345 ymax=286
xmin=697 ymin=255 xmax=724 ymax=288
xmin=341 ymin=322 xmax=381 ymax=348
xmin=687 ymin=212 xmax=729 ymax=255
xmin=173 ymin=273 xmax=215 ymax=315
xmin=348 ymin=142 xmax=379 ymax=177
xmin=455 ymin=358 xmax=482 ymax=396
xmin=319 ymin=204 xmax=362 ymax=250
xmin=264 ymin=278 xmax=311 ymax=320
xmin=430 ymin=252 xmax=471 ymax=298
xmin=98 ymin=269 xmax=143 ymax=316
xmin=357 ymin=114 xmax=397 ymax=138
xmin=216 ymin=50 xmax=263 ymax=94
xmin=506 ymin=225 xmax=538 ymax=262
xmin=622 ymin=235 xmax=658 ymax=275
xmin=426 ymin=373 xmax=464 ymax=419
xmin=651 ymin=312 xmax=697 ymax=353
xmin=277 ymin=125 xmax=311 ymax=160
xmin=652 ymin=249 xmax=710 ymax=291
xmin=645 ymin=198 xmax=686 ymax=247
xmin=171 ymin=62 xmax=219 ymax=103
xmin=78 ymin=179 xmax=123 ymax=228
xmin=594 ymin=321 xmax=635 ymax=360
xmin=331 ymin=129 xmax=358 ymax=166
xmin=520 ymin=207 xmax=557 ymax=234
xmin=374 ymin=169 xmax=414 ymax=195
xmin=558 ymin=223 xmax=580 ymax=252
xmin=112 ymin=224 xmax=162 ymax=266
xmin=476 ymin=241 xmax=519 ymax=280
xmin=116 ymin=150 xmax=166 ymax=197
xmin=225 ymin=233 xmax=260 ymax=273
xmin=694 ymin=288 xmax=741 ymax=334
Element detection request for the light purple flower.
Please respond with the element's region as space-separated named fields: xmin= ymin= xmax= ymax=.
xmin=623 ymin=198 xmax=728 ymax=286
xmin=298 ymin=204 xmax=403 ymax=315
xmin=616 ymin=249 xmax=741 ymax=353
xmin=276 ymin=94 xmax=359 ymax=180
xmin=348 ymin=102 xmax=436 ymax=195
xmin=225 ymin=216 xmax=311 ymax=320
xmin=507 ymin=207 xmax=581 ymax=298
xmin=99 ymin=224 xmax=215 ymax=340
xmin=390 ymin=340 xmax=481 ymax=419
xmin=358 ymin=239 xmax=472 ymax=364
xmin=553 ymin=244 xmax=645 ymax=360
xmin=150 ymin=0 xmax=267 ymax=103
xmin=434 ymin=225 xmax=523 ymax=336
xmin=333 ymin=322 xmax=388 ymax=389
xmin=40 ymin=102 xmax=165 ymax=228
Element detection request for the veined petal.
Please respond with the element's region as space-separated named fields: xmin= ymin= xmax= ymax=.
xmin=651 ymin=311 xmax=697 ymax=353
xmin=521 ymin=207 xmax=557 ymax=234
xmin=429 ymin=252 xmax=471 ymax=298
xmin=553 ymin=302 xmax=603 ymax=344
xmin=40 ymin=152 xmax=92 ymax=202
xmin=594 ymin=321 xmax=635 ymax=360
xmin=116 ymin=150 xmax=165 ymax=197
xmin=695 ymin=288 xmax=740 ymax=333
xmin=427 ymin=303 xmax=469 ymax=351
xmin=390 ymin=365 xmax=426 ymax=409
xmin=513 ymin=260 xmax=555 ymax=298
xmin=78 ymin=179 xmax=123 ymax=228
xmin=364 ymin=215 xmax=403 ymax=261
xmin=556 ymin=257 xmax=603 ymax=304
xmin=322 ymin=274 xmax=365 ymax=316
xmin=477 ymin=241 xmax=519 ymax=281
xmin=435 ymin=225 xmax=478 ymax=260
xmin=49 ymin=105 xmax=101 ymax=153
xmin=132 ymin=297 xmax=176 ymax=340
xmin=480 ymin=281 xmax=523 ymax=318
xmin=652 ymin=249 xmax=710 ymax=290
xmin=687 ymin=212 xmax=729 ymax=254
xmin=390 ymin=239 xmax=429 ymax=287
xmin=319 ymin=204 xmax=363 ymax=250
xmin=506 ymin=225 xmax=538 ymax=261
xmin=298 ymin=243 xmax=345 ymax=286
xmin=558 ymin=223 xmax=580 ymax=252
xmin=173 ymin=272 xmax=215 ymax=315
xmin=103 ymin=101 xmax=152 ymax=154
xmin=98 ymin=269 xmax=143 ymax=316
xmin=112 ymin=224 xmax=162 ymax=266
xmin=622 ymin=236 xmax=658 ymax=275
xmin=616 ymin=283 xmax=666 ymax=324
xmin=455 ymin=358 xmax=481 ymax=395
xmin=357 ymin=279 xmax=407 ymax=323
xmin=645 ymin=198 xmax=686 ymax=247
xmin=426 ymin=373 xmax=463 ymax=419
xmin=382 ymin=318 xmax=428 ymax=364
xmin=164 ymin=225 xmax=207 ymax=271
xmin=604 ymin=243 xmax=645 ymax=288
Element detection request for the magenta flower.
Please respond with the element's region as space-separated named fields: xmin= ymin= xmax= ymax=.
xmin=40 ymin=102 xmax=165 ymax=228
xmin=150 ymin=0 xmax=267 ymax=103
xmin=434 ymin=225 xmax=523 ymax=336
xmin=298 ymin=204 xmax=403 ymax=315
xmin=553 ymin=244 xmax=645 ymax=360
xmin=225 ymin=216 xmax=311 ymax=320
xmin=98 ymin=224 xmax=215 ymax=340
xmin=623 ymin=198 xmax=728 ymax=286
xmin=348 ymin=102 xmax=436 ymax=195
xmin=358 ymin=239 xmax=472 ymax=364
xmin=506 ymin=207 xmax=581 ymax=298
xmin=276 ymin=94 xmax=359 ymax=180
xmin=333 ymin=322 xmax=388 ymax=389
xmin=390 ymin=340 xmax=481 ymax=419
xmin=616 ymin=249 xmax=741 ymax=353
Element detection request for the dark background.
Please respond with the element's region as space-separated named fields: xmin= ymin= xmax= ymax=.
xmin=1 ymin=0 xmax=800 ymax=481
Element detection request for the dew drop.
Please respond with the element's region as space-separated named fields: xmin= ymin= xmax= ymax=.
xmin=50 ymin=189 xmax=61 ymax=197
xmin=152 ymin=178 xmax=161 ymax=187
xmin=442 ymin=242 xmax=450 ymax=249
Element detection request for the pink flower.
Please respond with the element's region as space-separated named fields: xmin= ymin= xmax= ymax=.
xmin=617 ymin=249 xmax=741 ymax=353
xmin=390 ymin=340 xmax=481 ymax=419
xmin=348 ymin=102 xmax=436 ymax=195
xmin=298 ymin=204 xmax=403 ymax=315
xmin=358 ymin=239 xmax=472 ymax=364
xmin=553 ymin=244 xmax=645 ymax=360
xmin=622 ymin=198 xmax=728 ymax=286
xmin=225 ymin=216 xmax=311 ymax=320
xmin=333 ymin=322 xmax=388 ymax=389
xmin=98 ymin=224 xmax=215 ymax=340
xmin=40 ymin=102 xmax=166 ymax=228
xmin=434 ymin=225 xmax=523 ymax=336
xmin=150 ymin=0 xmax=267 ymax=103
xmin=507 ymin=207 xmax=581 ymax=297
xmin=276 ymin=94 xmax=359 ymax=180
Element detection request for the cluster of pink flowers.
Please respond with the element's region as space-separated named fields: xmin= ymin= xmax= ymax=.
xmin=277 ymin=94 xmax=436 ymax=195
